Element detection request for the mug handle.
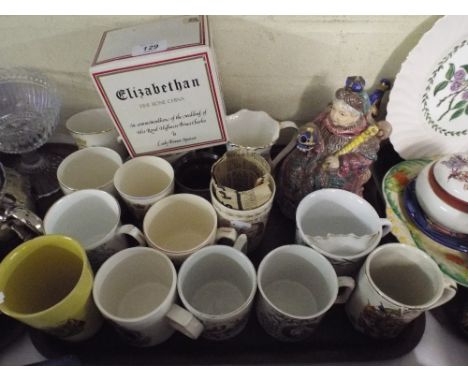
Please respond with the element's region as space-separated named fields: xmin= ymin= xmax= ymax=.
xmin=116 ymin=224 xmax=147 ymax=246
xmin=166 ymin=303 xmax=204 ymax=339
xmin=215 ymin=227 xmax=248 ymax=254
xmin=335 ymin=276 xmax=356 ymax=304
xmin=380 ymin=218 xmax=392 ymax=237
xmin=270 ymin=121 xmax=298 ymax=171
xmin=429 ymin=275 xmax=457 ymax=310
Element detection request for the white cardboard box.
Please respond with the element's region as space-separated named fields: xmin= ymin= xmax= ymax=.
xmin=90 ymin=16 xmax=228 ymax=157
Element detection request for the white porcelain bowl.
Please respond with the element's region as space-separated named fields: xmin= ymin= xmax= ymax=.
xmin=415 ymin=153 xmax=468 ymax=235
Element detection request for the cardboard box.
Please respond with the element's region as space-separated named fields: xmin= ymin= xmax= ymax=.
xmin=90 ymin=16 xmax=227 ymax=157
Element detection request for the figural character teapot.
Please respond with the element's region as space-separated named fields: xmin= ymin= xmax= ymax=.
xmin=277 ymin=76 xmax=392 ymax=219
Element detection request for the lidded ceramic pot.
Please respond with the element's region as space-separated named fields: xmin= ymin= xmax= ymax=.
xmin=415 ymin=152 xmax=468 ymax=234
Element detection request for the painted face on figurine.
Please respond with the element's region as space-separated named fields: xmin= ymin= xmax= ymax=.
xmin=329 ymin=99 xmax=361 ymax=127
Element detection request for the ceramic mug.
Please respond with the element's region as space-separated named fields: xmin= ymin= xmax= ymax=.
xmin=177 ymin=238 xmax=256 ymax=341
xmin=93 ymin=247 xmax=203 ymax=347
xmin=113 ymin=156 xmax=174 ymax=220
xmin=57 ymin=146 xmax=123 ymax=196
xmin=210 ymin=178 xmax=275 ymax=253
xmin=345 ymin=243 xmax=457 ymax=339
xmin=65 ymin=108 xmax=127 ymax=158
xmin=296 ymin=188 xmax=392 ymax=276
xmin=226 ymin=109 xmax=298 ymax=170
xmin=44 ymin=189 xmax=146 ymax=271
xmin=143 ymin=193 xmax=239 ymax=264
xmin=256 ymin=244 xmax=355 ymax=342
xmin=0 ymin=235 xmax=102 ymax=341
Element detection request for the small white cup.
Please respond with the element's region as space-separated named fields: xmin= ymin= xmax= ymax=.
xmin=177 ymin=240 xmax=256 ymax=341
xmin=226 ymin=109 xmax=298 ymax=170
xmin=57 ymin=147 xmax=123 ymax=196
xmin=256 ymin=244 xmax=355 ymax=342
xmin=44 ymin=189 xmax=146 ymax=270
xmin=345 ymin=243 xmax=457 ymax=339
xmin=66 ymin=108 xmax=127 ymax=157
xmin=296 ymin=188 xmax=391 ymax=276
xmin=93 ymin=247 xmax=203 ymax=347
xmin=114 ymin=156 xmax=174 ymax=220
xmin=143 ymin=193 xmax=238 ymax=264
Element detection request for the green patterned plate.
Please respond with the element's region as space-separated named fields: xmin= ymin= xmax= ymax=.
xmin=382 ymin=159 xmax=468 ymax=286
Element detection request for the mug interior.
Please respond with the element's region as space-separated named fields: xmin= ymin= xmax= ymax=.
xmin=114 ymin=157 xmax=173 ymax=198
xmin=178 ymin=247 xmax=256 ymax=317
xmin=367 ymin=245 xmax=441 ymax=307
xmin=94 ymin=249 xmax=174 ymax=320
xmin=144 ymin=195 xmax=216 ymax=253
xmin=259 ymin=246 xmax=337 ymax=318
xmin=57 ymin=148 xmax=121 ymax=191
xmin=66 ymin=108 xmax=115 ymax=134
xmin=0 ymin=237 xmax=84 ymax=315
xmin=227 ymin=110 xmax=279 ymax=148
xmin=45 ymin=191 xmax=120 ymax=249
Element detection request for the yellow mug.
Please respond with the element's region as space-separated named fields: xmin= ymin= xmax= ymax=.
xmin=0 ymin=235 xmax=102 ymax=341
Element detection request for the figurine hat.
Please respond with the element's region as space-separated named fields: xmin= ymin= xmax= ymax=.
xmin=335 ymin=76 xmax=371 ymax=115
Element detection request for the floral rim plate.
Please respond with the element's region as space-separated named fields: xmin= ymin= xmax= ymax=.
xmin=388 ymin=16 xmax=468 ymax=159
xmin=382 ymin=159 xmax=468 ymax=287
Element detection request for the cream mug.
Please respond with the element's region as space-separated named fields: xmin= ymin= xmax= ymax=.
xmin=345 ymin=243 xmax=457 ymax=339
xmin=113 ymin=156 xmax=174 ymax=220
xmin=57 ymin=146 xmax=123 ymax=196
xmin=44 ymin=189 xmax=146 ymax=271
xmin=226 ymin=109 xmax=298 ymax=170
xmin=143 ymin=193 xmax=239 ymax=264
xmin=66 ymin=108 xmax=127 ymax=158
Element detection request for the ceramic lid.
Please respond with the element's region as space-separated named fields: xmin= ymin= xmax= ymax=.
xmin=433 ymin=153 xmax=468 ymax=204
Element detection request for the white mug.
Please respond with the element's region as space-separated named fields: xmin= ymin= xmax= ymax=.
xmin=65 ymin=108 xmax=127 ymax=158
xmin=93 ymin=247 xmax=203 ymax=347
xmin=226 ymin=109 xmax=298 ymax=170
xmin=57 ymin=146 xmax=123 ymax=196
xmin=345 ymin=243 xmax=457 ymax=339
xmin=143 ymin=193 xmax=239 ymax=264
xmin=256 ymin=244 xmax=355 ymax=342
xmin=114 ymin=156 xmax=174 ymax=220
xmin=44 ymin=189 xmax=146 ymax=271
xmin=177 ymin=239 xmax=256 ymax=341
xmin=296 ymin=188 xmax=392 ymax=276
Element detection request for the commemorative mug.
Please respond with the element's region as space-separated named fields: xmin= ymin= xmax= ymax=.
xmin=0 ymin=235 xmax=102 ymax=341
xmin=66 ymin=108 xmax=127 ymax=157
xmin=113 ymin=156 xmax=174 ymax=220
xmin=57 ymin=146 xmax=123 ymax=196
xmin=93 ymin=247 xmax=203 ymax=347
xmin=177 ymin=238 xmax=256 ymax=341
xmin=256 ymin=244 xmax=355 ymax=342
xmin=296 ymin=188 xmax=392 ymax=276
xmin=143 ymin=193 xmax=240 ymax=264
xmin=226 ymin=109 xmax=298 ymax=170
xmin=345 ymin=243 xmax=457 ymax=339
xmin=44 ymin=189 xmax=146 ymax=271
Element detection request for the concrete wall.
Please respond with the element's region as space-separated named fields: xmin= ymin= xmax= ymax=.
xmin=0 ymin=15 xmax=439 ymax=132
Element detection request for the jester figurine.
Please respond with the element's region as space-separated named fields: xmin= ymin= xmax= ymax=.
xmin=277 ymin=76 xmax=392 ymax=219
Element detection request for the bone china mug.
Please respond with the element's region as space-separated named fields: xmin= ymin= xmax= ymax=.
xmin=345 ymin=243 xmax=457 ymax=339
xmin=226 ymin=109 xmax=298 ymax=170
xmin=93 ymin=247 xmax=203 ymax=347
xmin=0 ymin=235 xmax=102 ymax=341
xmin=256 ymin=244 xmax=355 ymax=342
xmin=177 ymin=240 xmax=256 ymax=341
xmin=44 ymin=189 xmax=146 ymax=271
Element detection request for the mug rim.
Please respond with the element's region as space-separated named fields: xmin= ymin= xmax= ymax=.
xmin=66 ymin=108 xmax=115 ymax=135
xmin=44 ymin=189 xmax=122 ymax=250
xmin=257 ymin=244 xmax=339 ymax=320
xmin=57 ymin=146 xmax=122 ymax=193
xmin=0 ymin=235 xmax=89 ymax=319
xmin=113 ymin=155 xmax=174 ymax=202
xmin=177 ymin=245 xmax=257 ymax=321
xmin=364 ymin=243 xmax=445 ymax=309
xmin=92 ymin=247 xmax=177 ymax=324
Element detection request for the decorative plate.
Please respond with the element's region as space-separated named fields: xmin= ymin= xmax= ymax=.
xmin=382 ymin=159 xmax=468 ymax=287
xmin=388 ymin=16 xmax=468 ymax=159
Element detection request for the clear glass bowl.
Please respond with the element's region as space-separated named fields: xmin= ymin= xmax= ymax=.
xmin=0 ymin=68 xmax=61 ymax=154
